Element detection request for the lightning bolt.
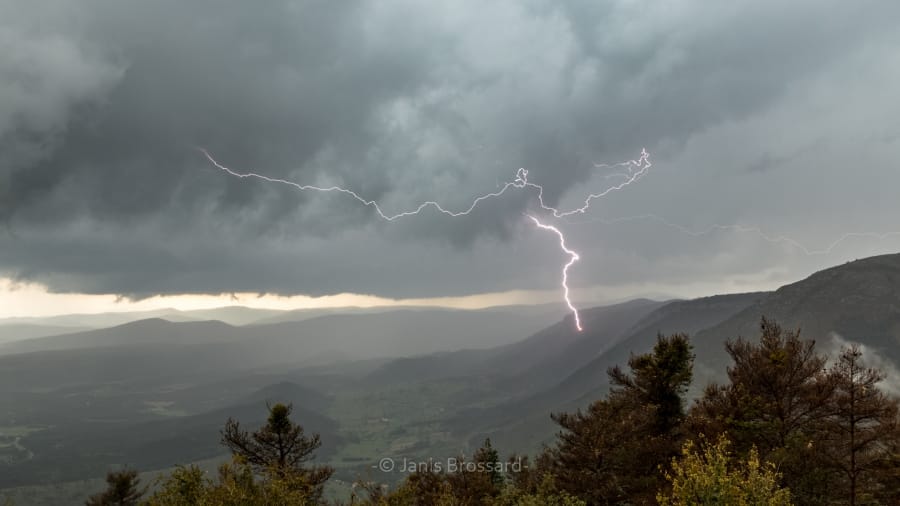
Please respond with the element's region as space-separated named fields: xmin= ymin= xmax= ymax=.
xmin=198 ymin=148 xmax=651 ymax=331
xmin=198 ymin=148 xmax=650 ymax=221
xmin=531 ymin=149 xmax=652 ymax=218
xmin=198 ymin=146 xmax=899 ymax=330
xmin=527 ymin=215 xmax=582 ymax=331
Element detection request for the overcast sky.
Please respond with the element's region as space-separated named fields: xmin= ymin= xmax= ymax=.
xmin=2 ymin=0 xmax=899 ymax=316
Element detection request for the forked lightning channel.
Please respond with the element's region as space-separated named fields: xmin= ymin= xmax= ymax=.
xmin=199 ymin=148 xmax=653 ymax=332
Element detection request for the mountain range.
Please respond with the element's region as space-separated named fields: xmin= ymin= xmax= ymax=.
xmin=2 ymin=253 xmax=900 ymax=504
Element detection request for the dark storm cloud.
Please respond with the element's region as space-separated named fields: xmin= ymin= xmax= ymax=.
xmin=2 ymin=0 xmax=899 ymax=298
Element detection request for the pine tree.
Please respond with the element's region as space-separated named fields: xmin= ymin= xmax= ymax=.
xmin=688 ymin=318 xmax=834 ymax=504
xmin=143 ymin=459 xmax=320 ymax=506
xmin=85 ymin=469 xmax=146 ymax=506
xmin=551 ymin=333 xmax=694 ymax=504
xmin=474 ymin=438 xmax=505 ymax=490
xmin=220 ymin=402 xmax=333 ymax=501
xmin=820 ymin=345 xmax=900 ymax=506
xmin=390 ymin=461 xmax=452 ymax=505
xmin=444 ymin=439 xmax=505 ymax=504
xmin=505 ymin=450 xmax=554 ymax=495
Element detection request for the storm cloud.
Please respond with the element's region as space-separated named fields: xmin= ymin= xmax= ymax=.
xmin=2 ymin=0 xmax=899 ymax=299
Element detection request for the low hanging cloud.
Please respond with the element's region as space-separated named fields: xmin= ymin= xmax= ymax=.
xmin=829 ymin=333 xmax=900 ymax=397
xmin=2 ymin=0 xmax=900 ymax=299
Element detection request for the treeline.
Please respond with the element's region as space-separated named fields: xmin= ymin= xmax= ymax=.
xmin=82 ymin=318 xmax=900 ymax=505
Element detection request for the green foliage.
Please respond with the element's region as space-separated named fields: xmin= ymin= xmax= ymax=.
xmin=608 ymin=332 xmax=694 ymax=433
xmin=141 ymin=401 xmax=336 ymax=505
xmin=85 ymin=469 xmax=146 ymax=506
xmin=220 ymin=402 xmax=333 ymax=502
xmin=349 ymin=464 xmax=584 ymax=506
xmin=443 ymin=439 xmax=506 ymax=504
xmin=474 ymin=439 xmax=504 ymax=490
xmin=694 ymin=318 xmax=833 ymax=449
xmin=689 ymin=318 xmax=834 ymax=504
xmin=489 ymin=475 xmax=586 ymax=506
xmin=353 ymin=439 xmax=509 ymax=505
xmin=658 ymin=435 xmax=792 ymax=506
xmin=142 ymin=465 xmax=207 ymax=506
xmin=142 ymin=458 xmax=319 ymax=506
xmin=551 ymin=333 xmax=694 ymax=504
xmin=819 ymin=345 xmax=900 ymax=506
xmin=67 ymin=316 xmax=900 ymax=506
xmin=688 ymin=319 xmax=900 ymax=505
xmin=368 ymin=474 xmax=455 ymax=506
xmin=503 ymin=450 xmax=555 ymax=495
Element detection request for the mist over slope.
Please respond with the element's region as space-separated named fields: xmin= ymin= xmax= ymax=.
xmin=692 ymin=253 xmax=900 ymax=381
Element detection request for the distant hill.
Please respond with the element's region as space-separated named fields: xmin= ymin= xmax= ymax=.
xmin=6 ymin=254 xmax=900 ymax=495
xmin=246 ymin=308 xmax=553 ymax=360
xmin=691 ymin=253 xmax=900 ymax=383
xmin=545 ymin=292 xmax=767 ymax=405
xmin=364 ymin=298 xmax=667 ymax=390
xmin=0 ymin=308 xmax=197 ymax=329
xmin=454 ymin=253 xmax=900 ymax=453
xmin=0 ymin=308 xmax=557 ymax=380
xmin=249 ymin=305 xmax=437 ymax=325
xmin=0 ymin=303 xmax=563 ymax=331
xmin=448 ymin=292 xmax=764 ymax=451
xmin=0 ymin=319 xmax=236 ymax=354
xmin=0 ymin=306 xmax=292 ymax=331
xmin=178 ymin=306 xmax=288 ymax=326
xmin=0 ymin=381 xmax=337 ymax=488
xmin=0 ymin=304 xmax=577 ymax=491
xmin=249 ymin=302 xmax=566 ymax=326
xmin=489 ymin=299 xmax=671 ymax=392
xmin=0 ymin=324 xmax=91 ymax=343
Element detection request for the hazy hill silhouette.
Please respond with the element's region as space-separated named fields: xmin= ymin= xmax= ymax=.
xmin=691 ymin=253 xmax=900 ymax=383
xmin=0 ymin=324 xmax=91 ymax=343
xmin=452 ymin=253 xmax=900 ymax=453
xmin=364 ymin=298 xmax=667 ymax=390
xmin=447 ymin=292 xmax=763 ymax=451
xmin=0 ymin=308 xmax=553 ymax=366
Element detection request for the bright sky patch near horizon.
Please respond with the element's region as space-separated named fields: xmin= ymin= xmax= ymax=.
xmin=0 ymin=274 xmax=791 ymax=319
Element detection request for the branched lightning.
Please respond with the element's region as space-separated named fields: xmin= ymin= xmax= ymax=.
xmin=527 ymin=215 xmax=582 ymax=331
xmin=198 ymin=146 xmax=899 ymax=331
xmin=198 ymin=148 xmax=651 ymax=331
xmin=198 ymin=148 xmax=650 ymax=221
xmin=533 ymin=149 xmax=652 ymax=218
